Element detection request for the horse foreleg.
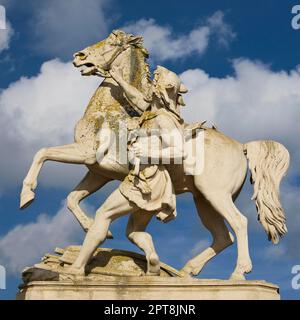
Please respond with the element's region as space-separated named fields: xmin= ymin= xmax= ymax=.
xmin=21 ymin=143 xmax=95 ymax=209
xmin=180 ymin=195 xmax=234 ymax=277
xmin=67 ymin=171 xmax=111 ymax=233
xmin=126 ymin=212 xmax=160 ymax=275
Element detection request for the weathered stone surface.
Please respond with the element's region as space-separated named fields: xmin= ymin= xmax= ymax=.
xmin=17 ymin=247 xmax=279 ymax=300
xmin=19 ymin=246 xmax=181 ymax=287
xmin=17 ymin=278 xmax=280 ymax=300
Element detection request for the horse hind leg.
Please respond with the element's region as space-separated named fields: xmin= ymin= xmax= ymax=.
xmin=126 ymin=212 xmax=159 ymax=276
xmin=204 ymin=191 xmax=252 ymax=280
xmin=180 ymin=195 xmax=234 ymax=277
xmin=67 ymin=171 xmax=111 ymax=234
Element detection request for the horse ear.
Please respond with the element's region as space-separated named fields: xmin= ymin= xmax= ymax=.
xmin=178 ymin=94 xmax=186 ymax=106
xmin=112 ymin=29 xmax=125 ymax=37
xmin=165 ymin=83 xmax=175 ymax=89
xmin=128 ymin=35 xmax=143 ymax=45
xmin=179 ymin=83 xmax=188 ymax=93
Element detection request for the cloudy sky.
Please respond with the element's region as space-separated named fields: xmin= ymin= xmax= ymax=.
xmin=0 ymin=0 xmax=300 ymax=299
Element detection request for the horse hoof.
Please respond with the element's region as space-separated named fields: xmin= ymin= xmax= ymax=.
xmin=179 ymin=261 xmax=202 ymax=277
xmin=20 ymin=190 xmax=35 ymax=209
xmin=106 ymin=230 xmax=114 ymax=239
xmin=178 ymin=269 xmax=193 ymax=278
xmin=229 ymin=272 xmax=246 ymax=281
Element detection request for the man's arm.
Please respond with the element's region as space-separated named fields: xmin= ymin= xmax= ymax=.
xmin=135 ymin=116 xmax=185 ymax=162
xmin=109 ymin=68 xmax=150 ymax=114
xmin=158 ymin=116 xmax=185 ymax=162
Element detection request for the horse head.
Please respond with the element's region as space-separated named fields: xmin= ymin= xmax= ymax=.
xmin=73 ymin=30 xmax=148 ymax=77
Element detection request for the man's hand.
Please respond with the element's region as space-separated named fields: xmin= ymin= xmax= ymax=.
xmin=131 ymin=141 xmax=142 ymax=158
xmin=131 ymin=141 xmax=152 ymax=160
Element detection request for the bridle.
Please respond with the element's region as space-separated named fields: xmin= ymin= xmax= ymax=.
xmin=96 ymin=40 xmax=132 ymax=77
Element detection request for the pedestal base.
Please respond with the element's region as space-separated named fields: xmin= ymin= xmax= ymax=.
xmin=17 ymin=277 xmax=280 ymax=300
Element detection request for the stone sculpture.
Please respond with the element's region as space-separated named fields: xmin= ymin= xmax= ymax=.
xmin=20 ymin=30 xmax=289 ymax=285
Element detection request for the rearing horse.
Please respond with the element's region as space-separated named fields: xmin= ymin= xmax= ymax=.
xmin=21 ymin=30 xmax=290 ymax=280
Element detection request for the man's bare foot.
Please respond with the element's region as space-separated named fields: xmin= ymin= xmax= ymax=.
xmin=146 ymin=252 xmax=160 ymax=276
xmin=63 ymin=265 xmax=85 ymax=276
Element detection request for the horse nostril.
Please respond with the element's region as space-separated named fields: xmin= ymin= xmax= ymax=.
xmin=74 ymin=52 xmax=87 ymax=60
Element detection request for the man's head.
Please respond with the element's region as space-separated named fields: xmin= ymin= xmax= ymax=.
xmin=153 ymin=66 xmax=188 ymax=117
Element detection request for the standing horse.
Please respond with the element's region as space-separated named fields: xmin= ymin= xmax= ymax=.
xmin=21 ymin=30 xmax=289 ymax=280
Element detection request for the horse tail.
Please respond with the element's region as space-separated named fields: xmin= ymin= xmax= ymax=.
xmin=244 ymin=140 xmax=290 ymax=244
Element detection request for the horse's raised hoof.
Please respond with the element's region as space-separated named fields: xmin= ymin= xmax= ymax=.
xmin=20 ymin=190 xmax=35 ymax=209
xmin=106 ymin=230 xmax=114 ymax=239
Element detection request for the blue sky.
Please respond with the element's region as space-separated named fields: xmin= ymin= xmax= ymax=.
xmin=0 ymin=0 xmax=300 ymax=300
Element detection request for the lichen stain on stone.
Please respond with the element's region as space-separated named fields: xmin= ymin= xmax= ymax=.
xmin=74 ymin=45 xmax=152 ymax=151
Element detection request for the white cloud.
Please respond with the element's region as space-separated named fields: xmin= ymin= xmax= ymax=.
xmin=263 ymin=245 xmax=286 ymax=261
xmin=0 ymin=202 xmax=85 ymax=274
xmin=180 ymin=59 xmax=300 ymax=176
xmin=0 ymin=58 xmax=100 ymax=190
xmin=0 ymin=21 xmax=13 ymax=53
xmin=188 ymin=239 xmax=210 ymax=258
xmin=280 ymin=185 xmax=300 ymax=259
xmin=123 ymin=11 xmax=234 ymax=62
xmin=207 ymin=11 xmax=236 ymax=47
xmin=180 ymin=60 xmax=300 ymax=260
xmin=4 ymin=0 xmax=110 ymax=59
xmin=123 ymin=18 xmax=209 ymax=62
xmin=33 ymin=0 xmax=110 ymax=58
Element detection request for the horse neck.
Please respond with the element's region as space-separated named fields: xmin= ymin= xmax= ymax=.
xmin=125 ymin=46 xmax=151 ymax=95
xmin=83 ymin=46 xmax=151 ymax=119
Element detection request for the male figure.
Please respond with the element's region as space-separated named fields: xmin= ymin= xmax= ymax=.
xmin=67 ymin=66 xmax=188 ymax=275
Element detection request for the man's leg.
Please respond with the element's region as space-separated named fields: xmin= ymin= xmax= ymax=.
xmin=69 ymin=189 xmax=138 ymax=274
xmin=126 ymin=212 xmax=160 ymax=275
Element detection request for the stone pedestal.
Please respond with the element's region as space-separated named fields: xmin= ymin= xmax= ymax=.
xmin=16 ymin=246 xmax=280 ymax=300
xmin=17 ymin=278 xmax=279 ymax=300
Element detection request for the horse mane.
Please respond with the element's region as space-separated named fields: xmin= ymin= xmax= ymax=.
xmin=131 ymin=47 xmax=151 ymax=93
xmin=113 ymin=29 xmax=151 ymax=86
